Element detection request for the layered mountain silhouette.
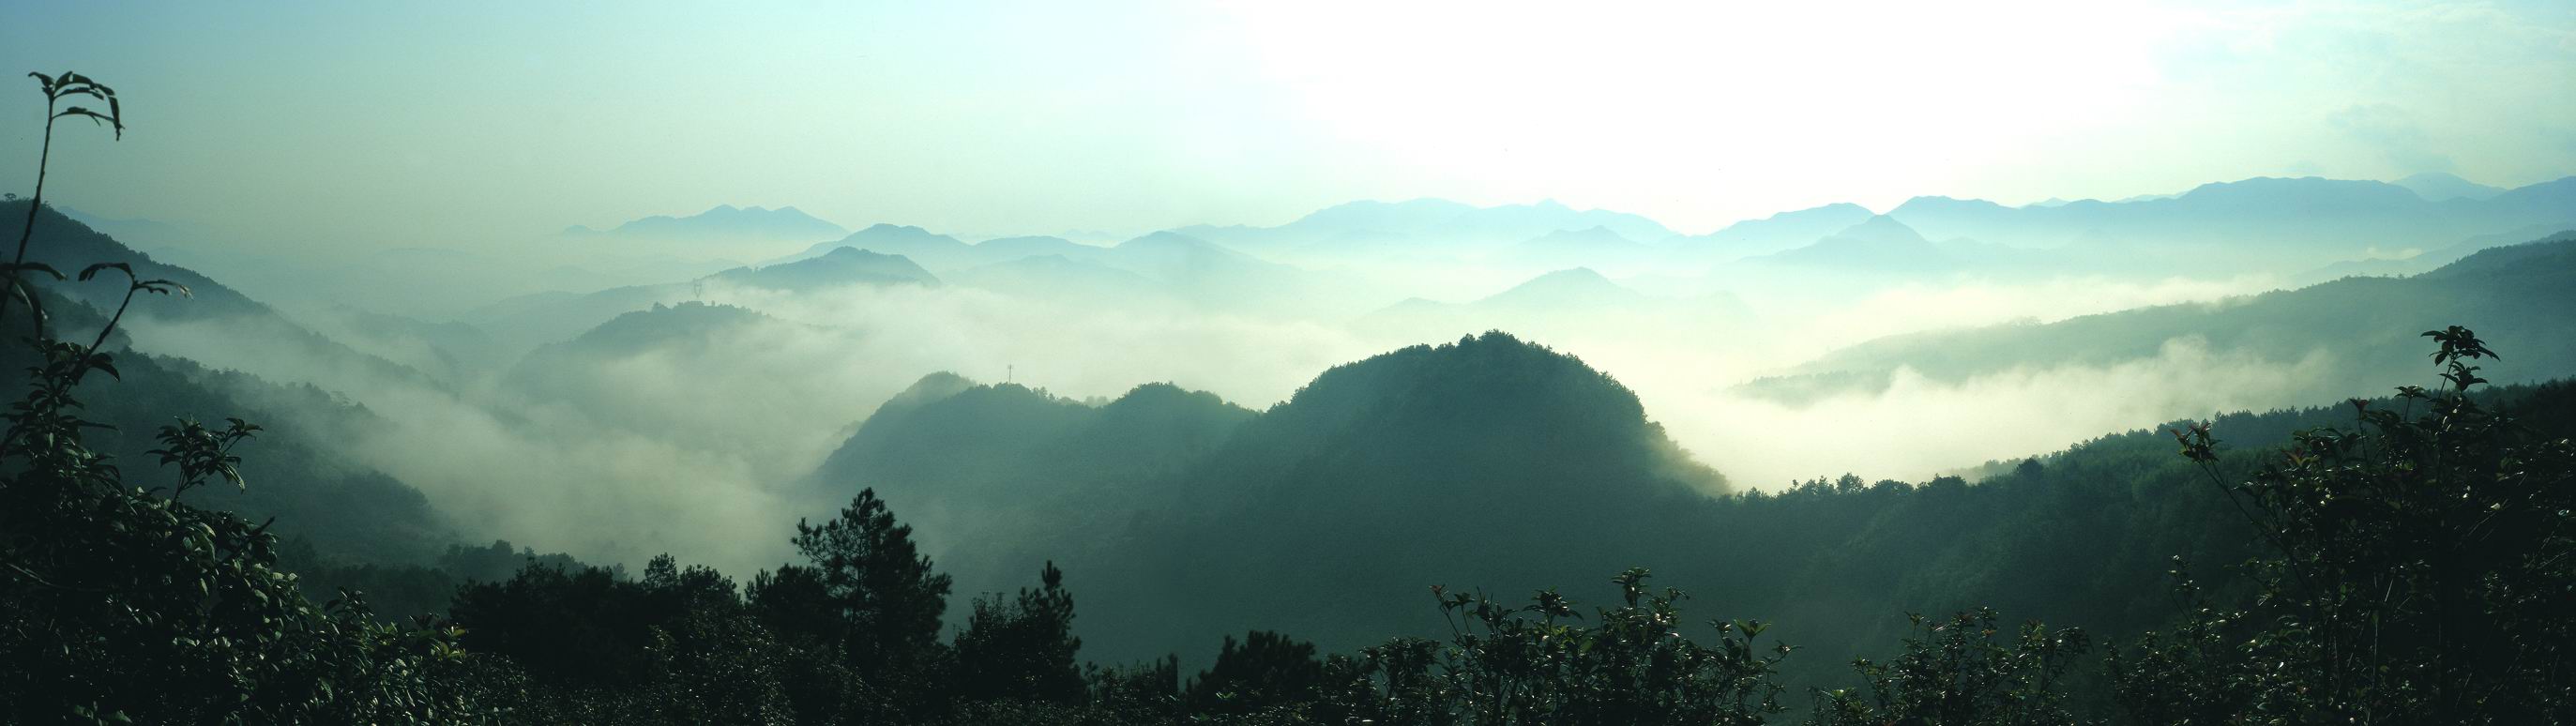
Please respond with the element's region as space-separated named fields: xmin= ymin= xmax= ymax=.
xmin=1741 ymin=214 xmax=1961 ymax=273
xmin=710 ymin=247 xmax=941 ymax=291
xmin=1673 ymin=202 xmax=1877 ymax=260
xmin=1174 ymin=198 xmax=1676 ymax=261
xmin=765 ymin=224 xmax=1107 ymax=274
xmin=1359 ymin=267 xmax=1746 ymax=352
xmin=9 ymin=203 xmax=450 ymax=395
xmin=1366 ymin=267 xmax=1643 ymax=325
xmin=467 ymin=248 xmax=940 ymax=355
xmin=1738 ymin=233 xmax=2576 ymax=403
xmin=945 ymin=254 xmax=1168 ymax=306
xmin=1091 ymin=175 xmax=2576 ymax=281
xmin=494 ymin=301 xmax=886 ymax=464
xmin=2 ymin=204 xmax=455 ymax=564
xmin=2294 ymin=227 xmax=2576 ymax=285
xmin=1507 ymin=225 xmax=1656 ymax=270
xmin=1877 ymin=176 xmax=2576 ymax=269
xmin=2393 ymin=172 xmax=2508 ymax=202
xmin=567 ymin=204 xmax=847 ymax=242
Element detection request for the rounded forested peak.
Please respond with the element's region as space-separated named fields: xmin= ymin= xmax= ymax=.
xmin=856 ymin=221 xmax=940 ymax=235
xmin=710 ymin=244 xmax=942 ymax=290
xmin=1109 ymin=381 xmax=1195 ymax=405
xmin=2417 ymin=233 xmax=2576 ymax=280
xmin=571 ymin=300 xmax=773 ymax=348
xmin=1272 ymin=329 xmax=1643 ymax=428
xmin=1101 ymin=381 xmax=1254 ymax=420
xmin=881 ymin=371 xmax=977 ymax=409
xmin=916 ymin=379 xmax=1056 ymax=408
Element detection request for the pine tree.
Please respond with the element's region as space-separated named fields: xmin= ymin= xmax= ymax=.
xmin=785 ymin=489 xmax=953 ymax=707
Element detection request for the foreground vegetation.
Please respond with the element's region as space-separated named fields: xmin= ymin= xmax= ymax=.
xmin=4 ymin=70 xmax=2571 ymax=724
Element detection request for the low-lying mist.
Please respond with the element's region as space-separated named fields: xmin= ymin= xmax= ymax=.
xmin=105 ymin=253 xmax=2322 ymax=577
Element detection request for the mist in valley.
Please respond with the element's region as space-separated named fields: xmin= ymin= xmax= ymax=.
xmin=77 ymin=189 xmax=2564 ymax=583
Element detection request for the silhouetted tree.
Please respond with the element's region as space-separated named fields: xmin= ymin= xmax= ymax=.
xmin=1188 ymin=630 xmax=1328 ymax=716
xmin=751 ymin=488 xmax=954 ymax=718
xmin=952 ymin=560 xmax=1084 ymax=705
xmin=2114 ymin=325 xmax=2576 ymax=723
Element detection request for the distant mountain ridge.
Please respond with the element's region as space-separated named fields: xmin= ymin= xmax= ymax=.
xmin=1874 ymin=175 xmax=2576 ymax=267
xmin=1737 ymin=232 xmax=2576 ymax=403
xmin=2392 ymin=172 xmax=2508 ymax=202
xmin=764 ymin=224 xmax=1106 ymax=273
xmin=1171 ymin=198 xmax=1677 ymax=261
xmin=1114 ymin=174 xmax=2576 ymax=278
xmin=1674 ymin=203 xmax=1878 ymax=260
xmin=467 ymin=246 xmax=941 ymax=355
xmin=711 ymin=246 xmax=941 ymax=291
xmin=568 ymin=204 xmax=848 ymax=241
xmin=1744 ymin=214 xmax=1959 ymax=272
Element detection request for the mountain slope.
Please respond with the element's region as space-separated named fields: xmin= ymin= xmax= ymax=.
xmin=806 ymin=332 xmax=1723 ymax=665
xmin=1878 ymin=176 xmax=2576 ymax=271
xmin=1507 ymin=226 xmax=1654 ymax=269
xmin=1744 ymin=214 xmax=1960 ymax=273
xmin=2393 ymin=172 xmax=2508 ymax=202
xmin=802 ymin=374 xmax=1257 ymax=625
xmin=710 ymin=247 xmax=940 ymax=292
xmin=1174 ymin=198 xmax=1676 ymax=261
xmin=1739 ymin=234 xmax=2576 ymax=403
xmin=571 ymin=204 xmax=847 ymax=241
xmin=496 ymin=301 xmax=877 ymax=460
xmin=1677 ymin=203 xmax=1879 ymax=260
xmin=0 ymin=261 xmax=454 ymax=567
xmin=766 ymin=225 xmax=1109 ymax=273
xmin=801 ymin=310 xmax=2576 ymax=692
xmin=947 ymin=254 xmax=1170 ymax=306
xmin=467 ymin=246 xmax=941 ymax=355
xmin=12 ymin=203 xmax=446 ymax=391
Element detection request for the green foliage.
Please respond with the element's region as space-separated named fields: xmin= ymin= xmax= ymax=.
xmin=1316 ymin=568 xmax=1791 ymax=725
xmin=1186 ymin=630 xmax=1328 ymax=717
xmin=7 ymin=70 xmax=121 ymax=331
xmin=952 ymin=560 xmax=1085 ymax=705
xmin=445 ymin=554 xmax=806 ymax=724
xmin=2112 ymin=325 xmax=2576 ymax=723
xmin=788 ymin=488 xmax=956 ymax=687
xmin=1808 ymin=609 xmax=2089 ymax=726
xmin=1086 ymin=656 xmax=1184 ymax=719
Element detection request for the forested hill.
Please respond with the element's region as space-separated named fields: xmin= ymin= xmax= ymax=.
xmin=1 ymin=205 xmax=462 ymax=566
xmin=8 ymin=202 xmax=447 ymax=393
xmin=3 ymin=205 xmax=577 ymax=611
xmin=0 ymin=287 xmax=454 ymax=566
xmin=811 ymin=332 xmax=1705 ymax=667
xmin=709 ymin=246 xmax=942 ymax=291
xmin=802 ymin=373 xmax=1255 ymax=598
xmin=805 ymin=326 xmax=2576 ymax=700
xmin=1740 ymin=233 xmax=2576 ymax=403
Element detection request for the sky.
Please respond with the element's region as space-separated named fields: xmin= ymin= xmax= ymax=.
xmin=4 ymin=0 xmax=2573 ymax=252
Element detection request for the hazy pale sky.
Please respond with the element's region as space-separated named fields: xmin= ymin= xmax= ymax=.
xmin=5 ymin=0 xmax=2572 ymax=250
